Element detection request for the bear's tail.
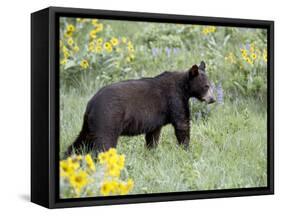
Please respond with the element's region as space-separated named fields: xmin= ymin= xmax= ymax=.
xmin=63 ymin=114 xmax=89 ymax=158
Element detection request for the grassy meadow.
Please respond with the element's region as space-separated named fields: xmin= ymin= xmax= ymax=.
xmin=59 ymin=17 xmax=267 ymax=198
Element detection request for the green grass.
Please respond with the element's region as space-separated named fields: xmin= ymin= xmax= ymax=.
xmin=60 ymin=87 xmax=267 ymax=194
xmin=59 ymin=18 xmax=268 ymax=196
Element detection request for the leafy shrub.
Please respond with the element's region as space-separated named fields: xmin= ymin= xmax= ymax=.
xmin=60 ymin=18 xmax=136 ymax=87
xmin=60 ymin=18 xmax=267 ymax=102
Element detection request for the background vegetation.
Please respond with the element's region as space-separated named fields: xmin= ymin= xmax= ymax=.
xmin=59 ymin=17 xmax=267 ymax=198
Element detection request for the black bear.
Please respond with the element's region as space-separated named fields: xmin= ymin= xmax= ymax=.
xmin=65 ymin=61 xmax=215 ymax=157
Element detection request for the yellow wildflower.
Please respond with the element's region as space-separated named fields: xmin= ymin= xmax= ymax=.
xmin=251 ymin=53 xmax=257 ymax=60
xmin=130 ymin=54 xmax=135 ymax=60
xmin=128 ymin=46 xmax=134 ymax=52
xmin=89 ymin=41 xmax=95 ymax=46
xmin=90 ymin=30 xmax=97 ymax=39
xmin=88 ymin=43 xmax=95 ymax=52
xmin=63 ymin=50 xmax=70 ymax=59
xmin=80 ymin=59 xmax=89 ymax=69
xmin=107 ymin=148 xmax=117 ymax=157
xmin=104 ymin=42 xmax=112 ymax=53
xmin=127 ymin=178 xmax=134 ymax=191
xmin=98 ymin=152 xmax=108 ymax=164
xmin=73 ymin=45 xmax=79 ymax=52
xmin=69 ymin=170 xmax=89 ymax=193
xmin=104 ymin=42 xmax=111 ymax=49
xmin=202 ymin=26 xmax=216 ymax=35
xmin=100 ymin=180 xmax=114 ymax=196
xmin=202 ymin=27 xmax=209 ymax=35
xmin=60 ymin=157 xmax=79 ymax=177
xmin=263 ymin=50 xmax=267 ymax=62
xmin=116 ymin=154 xmax=125 ymax=169
xmin=127 ymin=42 xmax=134 ymax=52
xmin=67 ymin=157 xmax=80 ymax=168
xmin=110 ymin=37 xmax=119 ymax=46
xmin=64 ymin=30 xmax=72 ymax=38
xmin=117 ymin=182 xmax=128 ymax=195
xmin=246 ymin=57 xmax=253 ymax=65
xmin=67 ymin=37 xmax=74 ymax=46
xmin=241 ymin=48 xmax=247 ymax=54
xmin=241 ymin=49 xmax=247 ymax=59
xmin=111 ymin=181 xmax=119 ymax=194
xmin=62 ymin=46 xmax=68 ymax=53
xmin=96 ymin=23 xmax=103 ymax=32
xmin=96 ymin=45 xmax=103 ymax=53
xmin=85 ymin=154 xmax=96 ymax=172
xmin=209 ymin=26 xmax=216 ymax=32
xmin=66 ymin=24 xmax=75 ymax=32
xmin=60 ymin=58 xmax=67 ymax=65
xmin=71 ymin=155 xmax=82 ymax=163
xmin=117 ymin=179 xmax=134 ymax=195
xmin=97 ymin=38 xmax=103 ymax=45
xmin=92 ymin=19 xmax=98 ymax=26
xmin=126 ymin=54 xmax=135 ymax=62
xmin=107 ymin=154 xmax=118 ymax=165
xmin=107 ymin=163 xmax=121 ymax=177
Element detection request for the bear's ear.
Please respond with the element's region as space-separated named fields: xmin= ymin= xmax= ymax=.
xmin=199 ymin=61 xmax=206 ymax=71
xmin=189 ymin=64 xmax=199 ymax=77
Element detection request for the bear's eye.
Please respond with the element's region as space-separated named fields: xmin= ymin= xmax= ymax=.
xmin=205 ymin=85 xmax=209 ymax=89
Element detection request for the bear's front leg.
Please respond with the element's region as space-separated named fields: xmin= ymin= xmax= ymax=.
xmin=170 ymin=97 xmax=190 ymax=149
xmin=174 ymin=122 xmax=190 ymax=149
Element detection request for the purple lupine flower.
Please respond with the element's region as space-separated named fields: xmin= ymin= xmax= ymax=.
xmin=165 ymin=47 xmax=171 ymax=57
xmin=245 ymin=43 xmax=250 ymax=50
xmin=173 ymin=48 xmax=179 ymax=55
xmin=216 ymin=82 xmax=224 ymax=104
xmin=152 ymin=48 xmax=158 ymax=57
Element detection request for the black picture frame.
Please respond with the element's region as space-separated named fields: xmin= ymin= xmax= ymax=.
xmin=31 ymin=6 xmax=274 ymax=209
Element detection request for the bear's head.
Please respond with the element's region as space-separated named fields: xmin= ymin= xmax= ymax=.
xmin=187 ymin=61 xmax=216 ymax=104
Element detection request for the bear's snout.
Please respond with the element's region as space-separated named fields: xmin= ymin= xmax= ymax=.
xmin=208 ymin=97 xmax=216 ymax=104
xmin=202 ymin=87 xmax=216 ymax=104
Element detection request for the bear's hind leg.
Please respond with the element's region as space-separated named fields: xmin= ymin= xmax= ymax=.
xmin=93 ymin=135 xmax=119 ymax=154
xmin=145 ymin=127 xmax=162 ymax=149
xmin=64 ymin=132 xmax=94 ymax=158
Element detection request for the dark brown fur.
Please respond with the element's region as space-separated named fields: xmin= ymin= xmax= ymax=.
xmin=65 ymin=61 xmax=215 ymax=157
